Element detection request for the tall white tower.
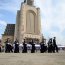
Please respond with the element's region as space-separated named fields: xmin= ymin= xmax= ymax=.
xmin=14 ymin=0 xmax=42 ymax=43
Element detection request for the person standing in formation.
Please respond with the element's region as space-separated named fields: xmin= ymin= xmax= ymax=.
xmin=0 ymin=40 xmax=2 ymax=52
xmin=5 ymin=38 xmax=9 ymax=53
xmin=40 ymin=39 xmax=47 ymax=53
xmin=31 ymin=40 xmax=36 ymax=53
xmin=5 ymin=38 xmax=13 ymax=53
xmin=48 ymin=38 xmax=53 ymax=53
xmin=14 ymin=39 xmax=19 ymax=53
xmin=53 ymin=37 xmax=58 ymax=53
xmin=22 ymin=39 xmax=27 ymax=53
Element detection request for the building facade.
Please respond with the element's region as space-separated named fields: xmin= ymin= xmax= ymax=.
xmin=2 ymin=24 xmax=15 ymax=45
xmin=14 ymin=0 xmax=42 ymax=43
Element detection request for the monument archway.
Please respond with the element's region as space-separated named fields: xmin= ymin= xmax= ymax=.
xmin=26 ymin=10 xmax=36 ymax=34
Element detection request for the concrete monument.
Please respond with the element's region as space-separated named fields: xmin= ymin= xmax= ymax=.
xmin=14 ymin=0 xmax=42 ymax=43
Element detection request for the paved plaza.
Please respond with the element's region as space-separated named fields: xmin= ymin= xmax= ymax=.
xmin=0 ymin=51 xmax=65 ymax=65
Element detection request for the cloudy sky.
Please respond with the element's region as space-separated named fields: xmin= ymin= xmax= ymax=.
xmin=0 ymin=0 xmax=65 ymax=45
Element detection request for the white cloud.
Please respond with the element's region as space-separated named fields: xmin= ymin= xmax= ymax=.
xmin=35 ymin=0 xmax=65 ymax=45
xmin=0 ymin=20 xmax=7 ymax=26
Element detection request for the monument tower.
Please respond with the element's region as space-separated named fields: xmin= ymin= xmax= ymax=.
xmin=14 ymin=0 xmax=42 ymax=43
